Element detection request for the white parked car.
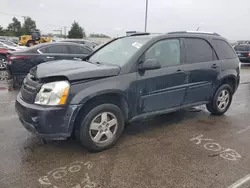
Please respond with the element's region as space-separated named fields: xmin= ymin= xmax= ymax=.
xmin=0 ymin=40 xmax=27 ymax=51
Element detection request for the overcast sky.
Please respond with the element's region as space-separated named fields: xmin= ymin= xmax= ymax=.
xmin=0 ymin=0 xmax=249 ymax=39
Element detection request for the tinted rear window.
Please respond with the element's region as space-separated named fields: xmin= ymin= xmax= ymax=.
xmin=69 ymin=45 xmax=92 ymax=54
xmin=234 ymin=45 xmax=250 ymax=51
xmin=212 ymin=39 xmax=236 ymax=60
xmin=184 ymin=38 xmax=217 ymax=64
xmin=39 ymin=45 xmax=69 ymax=54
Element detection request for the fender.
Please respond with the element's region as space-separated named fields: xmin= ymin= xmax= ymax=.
xmin=214 ymin=69 xmax=238 ymax=92
xmin=70 ymin=79 xmax=131 ymax=105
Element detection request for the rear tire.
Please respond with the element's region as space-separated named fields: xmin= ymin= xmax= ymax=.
xmin=26 ymin=40 xmax=35 ymax=47
xmin=206 ymin=84 xmax=233 ymax=115
xmin=0 ymin=55 xmax=7 ymax=70
xmin=77 ymin=103 xmax=125 ymax=152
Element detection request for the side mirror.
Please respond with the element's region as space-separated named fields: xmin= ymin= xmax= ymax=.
xmin=138 ymin=59 xmax=161 ymax=71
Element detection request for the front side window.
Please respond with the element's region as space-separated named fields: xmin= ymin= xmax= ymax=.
xmin=39 ymin=45 xmax=69 ymax=54
xmin=89 ymin=37 xmax=150 ymax=66
xmin=184 ymin=38 xmax=217 ymax=64
xmin=144 ymin=39 xmax=180 ymax=67
xmin=69 ymin=45 xmax=91 ymax=54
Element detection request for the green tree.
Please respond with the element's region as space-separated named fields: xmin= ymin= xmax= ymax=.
xmin=68 ymin=21 xmax=86 ymax=38
xmin=7 ymin=17 xmax=21 ymax=36
xmin=21 ymin=17 xmax=37 ymax=34
xmin=0 ymin=25 xmax=4 ymax=36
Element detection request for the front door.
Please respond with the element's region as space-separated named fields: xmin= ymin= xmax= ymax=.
xmin=136 ymin=38 xmax=188 ymax=114
xmin=181 ymin=38 xmax=221 ymax=104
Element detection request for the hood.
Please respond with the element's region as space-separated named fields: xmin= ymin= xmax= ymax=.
xmin=30 ymin=60 xmax=121 ymax=81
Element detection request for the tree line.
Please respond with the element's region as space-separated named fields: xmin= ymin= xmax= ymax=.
xmin=0 ymin=17 xmax=36 ymax=36
xmin=0 ymin=17 xmax=110 ymax=39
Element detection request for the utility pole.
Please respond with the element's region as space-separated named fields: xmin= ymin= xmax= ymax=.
xmin=144 ymin=0 xmax=148 ymax=32
xmin=63 ymin=26 xmax=67 ymax=38
xmin=53 ymin=28 xmax=62 ymax=36
xmin=22 ymin=16 xmax=27 ymax=23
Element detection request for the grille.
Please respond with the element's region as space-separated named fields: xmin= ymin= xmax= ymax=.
xmin=20 ymin=74 xmax=42 ymax=103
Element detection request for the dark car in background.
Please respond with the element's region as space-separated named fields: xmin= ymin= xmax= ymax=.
xmin=7 ymin=42 xmax=93 ymax=89
xmin=234 ymin=44 xmax=250 ymax=62
xmin=60 ymin=39 xmax=98 ymax=49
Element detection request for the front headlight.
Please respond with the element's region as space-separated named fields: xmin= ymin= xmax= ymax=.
xmin=35 ymin=81 xmax=70 ymax=105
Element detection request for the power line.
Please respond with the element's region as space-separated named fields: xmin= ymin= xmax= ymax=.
xmin=0 ymin=11 xmax=27 ymax=22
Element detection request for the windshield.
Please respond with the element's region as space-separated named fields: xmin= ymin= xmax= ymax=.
xmin=88 ymin=37 xmax=150 ymax=66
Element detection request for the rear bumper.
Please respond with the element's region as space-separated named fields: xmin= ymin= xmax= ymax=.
xmin=239 ymin=57 xmax=250 ymax=62
xmin=15 ymin=93 xmax=81 ymax=140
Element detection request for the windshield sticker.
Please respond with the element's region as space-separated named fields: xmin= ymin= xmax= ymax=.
xmin=132 ymin=42 xmax=143 ymax=49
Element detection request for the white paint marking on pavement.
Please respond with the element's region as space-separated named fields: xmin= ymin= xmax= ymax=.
xmin=0 ymin=100 xmax=15 ymax=104
xmin=228 ymin=174 xmax=250 ymax=188
xmin=190 ymin=135 xmax=241 ymax=161
xmin=0 ymin=115 xmax=18 ymax=121
xmin=238 ymin=126 xmax=250 ymax=134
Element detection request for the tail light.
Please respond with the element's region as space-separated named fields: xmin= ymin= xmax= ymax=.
xmin=248 ymin=52 xmax=250 ymax=57
xmin=7 ymin=55 xmax=26 ymax=62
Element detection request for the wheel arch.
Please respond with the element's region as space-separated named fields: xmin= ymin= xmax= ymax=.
xmin=218 ymin=75 xmax=237 ymax=93
xmin=72 ymin=91 xmax=129 ymax=137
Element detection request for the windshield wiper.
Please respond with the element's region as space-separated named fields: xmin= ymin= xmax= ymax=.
xmin=85 ymin=59 xmax=102 ymax=65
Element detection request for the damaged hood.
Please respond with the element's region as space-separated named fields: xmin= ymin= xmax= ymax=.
xmin=30 ymin=60 xmax=121 ymax=81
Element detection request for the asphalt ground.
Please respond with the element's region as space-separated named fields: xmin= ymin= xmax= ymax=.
xmin=0 ymin=66 xmax=250 ymax=188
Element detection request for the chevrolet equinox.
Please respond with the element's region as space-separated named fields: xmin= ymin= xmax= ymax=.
xmin=15 ymin=31 xmax=240 ymax=151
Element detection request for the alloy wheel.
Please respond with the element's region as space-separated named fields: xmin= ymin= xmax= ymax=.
xmin=217 ymin=89 xmax=230 ymax=111
xmin=89 ymin=112 xmax=118 ymax=144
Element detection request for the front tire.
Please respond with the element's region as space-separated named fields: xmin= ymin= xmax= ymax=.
xmin=77 ymin=104 xmax=125 ymax=152
xmin=206 ymin=84 xmax=233 ymax=115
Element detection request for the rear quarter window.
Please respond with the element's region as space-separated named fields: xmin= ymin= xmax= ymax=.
xmin=183 ymin=38 xmax=217 ymax=64
xmin=212 ymin=39 xmax=236 ymax=60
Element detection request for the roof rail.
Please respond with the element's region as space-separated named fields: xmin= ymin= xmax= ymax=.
xmin=129 ymin=32 xmax=150 ymax=36
xmin=168 ymin=31 xmax=220 ymax=36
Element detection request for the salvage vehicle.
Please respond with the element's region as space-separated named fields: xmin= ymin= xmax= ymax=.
xmin=0 ymin=39 xmax=26 ymax=51
xmin=15 ymin=31 xmax=240 ymax=152
xmin=234 ymin=44 xmax=250 ymax=63
xmin=6 ymin=42 xmax=93 ymax=89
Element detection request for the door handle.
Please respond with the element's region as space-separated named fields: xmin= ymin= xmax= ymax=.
xmin=46 ymin=56 xmax=54 ymax=59
xmin=211 ymin=64 xmax=219 ymax=68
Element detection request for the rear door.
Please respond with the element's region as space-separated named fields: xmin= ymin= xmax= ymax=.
xmin=182 ymin=38 xmax=220 ymax=104
xmin=68 ymin=45 xmax=93 ymax=60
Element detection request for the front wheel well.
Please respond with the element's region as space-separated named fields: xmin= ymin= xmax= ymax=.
xmin=72 ymin=93 xmax=129 ymax=136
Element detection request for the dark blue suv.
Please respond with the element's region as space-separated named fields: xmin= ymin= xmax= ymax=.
xmin=15 ymin=31 xmax=240 ymax=151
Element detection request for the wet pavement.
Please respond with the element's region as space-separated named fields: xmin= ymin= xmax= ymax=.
xmin=0 ymin=66 xmax=250 ymax=188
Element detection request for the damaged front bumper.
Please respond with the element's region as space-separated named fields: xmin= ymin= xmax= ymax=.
xmin=15 ymin=93 xmax=81 ymax=140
